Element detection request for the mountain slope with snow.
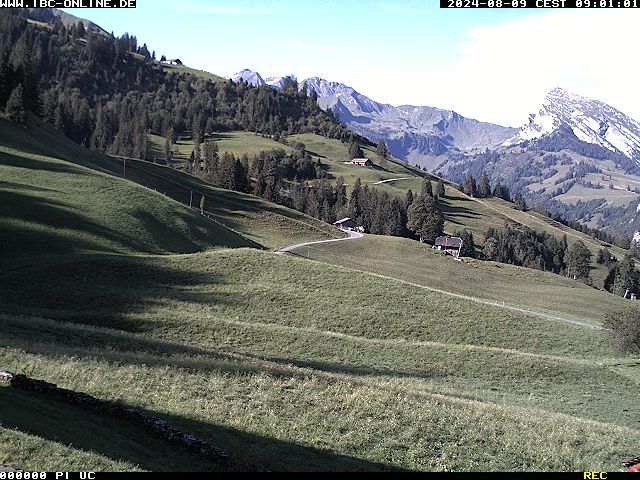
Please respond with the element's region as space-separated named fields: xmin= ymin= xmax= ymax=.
xmin=232 ymin=69 xmax=266 ymax=87
xmin=506 ymin=88 xmax=640 ymax=162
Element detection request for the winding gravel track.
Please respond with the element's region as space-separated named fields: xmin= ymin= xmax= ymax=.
xmin=275 ymin=229 xmax=363 ymax=254
xmin=275 ymin=229 xmax=602 ymax=330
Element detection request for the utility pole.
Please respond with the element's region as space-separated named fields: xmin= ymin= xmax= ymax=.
xmin=189 ymin=190 xmax=193 ymax=208
xmin=123 ymin=158 xmax=126 ymax=178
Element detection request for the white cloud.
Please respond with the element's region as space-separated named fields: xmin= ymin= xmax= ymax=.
xmin=355 ymin=9 xmax=640 ymax=127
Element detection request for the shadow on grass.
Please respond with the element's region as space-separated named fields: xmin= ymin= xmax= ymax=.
xmin=0 ymin=151 xmax=86 ymax=176
xmin=0 ymin=256 xmax=235 ymax=332
xmin=305 ymin=150 xmax=327 ymax=159
xmin=0 ymin=386 xmax=222 ymax=472
xmin=121 ymin=160 xmax=334 ymax=237
xmin=0 ymin=382 xmax=403 ymax=472
xmin=0 ymin=314 xmax=437 ymax=382
xmin=440 ymin=198 xmax=482 ymax=225
xmin=0 ymin=174 xmax=253 ymax=262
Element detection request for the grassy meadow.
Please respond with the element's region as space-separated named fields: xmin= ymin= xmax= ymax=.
xmin=290 ymin=234 xmax=633 ymax=325
xmin=0 ymin=119 xmax=251 ymax=262
xmin=148 ymin=128 xmax=620 ymax=285
xmin=0 ymin=118 xmax=339 ymax=253
xmin=1 ymin=249 xmax=639 ymax=471
xmin=2 ymin=118 xmax=640 ymax=471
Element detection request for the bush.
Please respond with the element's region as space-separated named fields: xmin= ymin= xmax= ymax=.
xmin=603 ymin=310 xmax=640 ymax=354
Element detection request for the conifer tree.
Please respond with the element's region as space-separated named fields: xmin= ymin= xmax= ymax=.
xmin=407 ymin=194 xmax=443 ymax=244
xmin=348 ymin=178 xmax=364 ymax=225
xmin=435 ymin=179 xmax=446 ymax=198
xmin=376 ymin=139 xmax=388 ymax=158
xmin=348 ymin=141 xmax=364 ymax=160
xmin=405 ymin=189 xmax=414 ymax=207
xmin=454 ymin=230 xmax=476 ymax=258
xmin=0 ymin=60 xmax=10 ymax=110
xmin=492 ymin=181 xmax=504 ymax=199
xmin=613 ymin=255 xmax=638 ymax=296
xmin=478 ymin=172 xmax=491 ymax=198
xmin=19 ymin=53 xmax=39 ymax=116
xmin=514 ymin=191 xmax=527 ymax=211
xmin=421 ymin=178 xmax=433 ymax=197
xmin=564 ymin=240 xmax=591 ymax=281
xmin=5 ymin=84 xmax=27 ymax=125
xmin=463 ymin=175 xmax=477 ymax=197
xmin=233 ymin=158 xmax=250 ymax=192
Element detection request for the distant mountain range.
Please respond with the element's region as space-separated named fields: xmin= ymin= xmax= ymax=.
xmin=232 ymin=69 xmax=517 ymax=164
xmin=233 ymin=69 xmax=640 ymax=236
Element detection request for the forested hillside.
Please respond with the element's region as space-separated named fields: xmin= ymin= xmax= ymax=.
xmin=0 ymin=9 xmax=357 ymax=159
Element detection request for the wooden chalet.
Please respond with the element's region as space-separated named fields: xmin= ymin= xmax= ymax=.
xmin=351 ymin=158 xmax=372 ymax=167
xmin=162 ymin=59 xmax=183 ymax=66
xmin=434 ymin=235 xmax=463 ymax=258
xmin=333 ymin=217 xmax=363 ymax=232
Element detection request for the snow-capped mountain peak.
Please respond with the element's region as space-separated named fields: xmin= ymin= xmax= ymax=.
xmin=231 ymin=69 xmax=265 ymax=87
xmin=507 ymin=87 xmax=640 ymax=162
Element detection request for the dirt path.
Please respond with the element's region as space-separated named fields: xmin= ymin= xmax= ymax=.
xmin=278 ymin=231 xmax=602 ymax=330
xmin=276 ymin=229 xmax=363 ymax=254
xmin=373 ymin=177 xmax=412 ymax=185
xmin=331 ymin=263 xmax=602 ymax=330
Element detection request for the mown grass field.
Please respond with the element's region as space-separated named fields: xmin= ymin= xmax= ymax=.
xmin=148 ymin=131 xmax=296 ymax=161
xmin=153 ymin=129 xmax=621 ymax=284
xmin=1 ymin=249 xmax=639 ymax=471
xmin=160 ymin=63 xmax=226 ymax=83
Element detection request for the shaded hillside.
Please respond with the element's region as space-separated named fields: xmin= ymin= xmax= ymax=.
xmin=0 ymin=117 xmax=252 ymax=262
xmin=2 ymin=249 xmax=639 ymax=471
xmin=0 ymin=117 xmax=341 ymax=258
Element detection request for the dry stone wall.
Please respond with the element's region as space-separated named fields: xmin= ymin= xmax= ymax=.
xmin=0 ymin=371 xmax=231 ymax=466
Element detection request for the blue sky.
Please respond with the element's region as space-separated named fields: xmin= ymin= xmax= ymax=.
xmin=63 ymin=1 xmax=640 ymax=127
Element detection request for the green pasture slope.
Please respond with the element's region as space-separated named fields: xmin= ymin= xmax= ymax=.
xmin=1 ymin=250 xmax=639 ymax=471
xmin=292 ymin=234 xmax=634 ymax=325
xmin=0 ymin=118 xmax=250 ymax=262
xmin=158 ymin=129 xmax=622 ymax=287
xmin=0 ymin=118 xmax=339 ymax=253
xmin=2 ymin=117 xmax=639 ymax=471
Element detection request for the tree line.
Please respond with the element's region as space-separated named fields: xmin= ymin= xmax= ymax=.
xmin=481 ymin=226 xmax=593 ymax=281
xmin=0 ymin=9 xmax=365 ymax=156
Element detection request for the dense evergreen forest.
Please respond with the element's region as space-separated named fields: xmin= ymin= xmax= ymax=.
xmin=0 ymin=8 xmax=359 ymax=159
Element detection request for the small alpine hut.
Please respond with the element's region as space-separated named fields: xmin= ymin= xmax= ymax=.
xmin=622 ymin=456 xmax=640 ymax=472
xmin=434 ymin=235 xmax=463 ymax=258
xmin=333 ymin=217 xmax=363 ymax=232
xmin=351 ymin=158 xmax=372 ymax=167
xmin=162 ymin=59 xmax=183 ymax=66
